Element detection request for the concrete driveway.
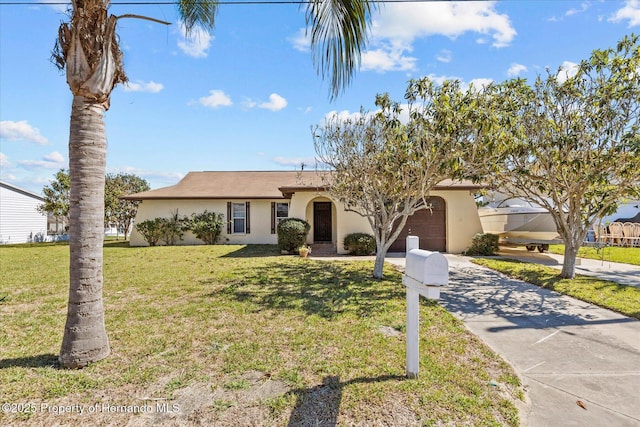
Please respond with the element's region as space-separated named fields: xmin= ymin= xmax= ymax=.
xmin=438 ymin=255 xmax=640 ymax=426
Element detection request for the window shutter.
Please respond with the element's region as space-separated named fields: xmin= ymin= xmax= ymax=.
xmin=271 ymin=202 xmax=276 ymax=234
xmin=227 ymin=202 xmax=231 ymax=234
xmin=245 ymin=202 xmax=251 ymax=234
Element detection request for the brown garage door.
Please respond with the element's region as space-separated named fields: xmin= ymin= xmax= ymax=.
xmin=389 ymin=196 xmax=446 ymax=252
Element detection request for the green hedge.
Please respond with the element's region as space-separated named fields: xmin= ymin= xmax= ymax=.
xmin=344 ymin=233 xmax=376 ymax=255
xmin=277 ymin=218 xmax=311 ymax=253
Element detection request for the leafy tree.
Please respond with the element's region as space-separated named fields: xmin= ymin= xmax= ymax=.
xmin=104 ymin=173 xmax=150 ymax=239
xmin=188 ymin=210 xmax=224 ymax=245
xmin=315 ymin=79 xmax=480 ymax=279
xmin=52 ymin=0 xmax=376 ymax=368
xmin=38 ymin=169 xmax=70 ymax=234
xmin=476 ymin=34 xmax=640 ymax=278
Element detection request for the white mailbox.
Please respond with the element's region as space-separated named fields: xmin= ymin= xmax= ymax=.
xmin=403 ymin=249 xmax=448 ymax=300
xmin=402 ymin=248 xmax=449 ymax=379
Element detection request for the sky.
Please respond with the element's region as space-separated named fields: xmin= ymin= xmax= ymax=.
xmin=1 ymin=0 xmax=639 ymax=195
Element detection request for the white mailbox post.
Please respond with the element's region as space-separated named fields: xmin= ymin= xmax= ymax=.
xmin=403 ymin=247 xmax=448 ymax=379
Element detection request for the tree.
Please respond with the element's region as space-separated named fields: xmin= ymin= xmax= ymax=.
xmin=477 ymin=34 xmax=640 ymax=278
xmin=104 ymin=173 xmax=150 ymax=239
xmin=38 ymin=169 xmax=70 ymax=234
xmin=51 ymin=0 xmax=376 ymax=368
xmin=315 ymin=79 xmax=480 ymax=279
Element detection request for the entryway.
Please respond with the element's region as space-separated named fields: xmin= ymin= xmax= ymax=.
xmin=313 ymin=202 xmax=332 ymax=243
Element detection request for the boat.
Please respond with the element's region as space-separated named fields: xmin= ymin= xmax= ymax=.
xmin=477 ymin=193 xmax=561 ymax=251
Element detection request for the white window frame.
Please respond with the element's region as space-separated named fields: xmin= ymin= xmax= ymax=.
xmin=232 ymin=202 xmax=246 ymax=234
xmin=276 ymin=202 xmax=289 ymax=223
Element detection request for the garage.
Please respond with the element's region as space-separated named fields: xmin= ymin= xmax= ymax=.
xmin=389 ymin=196 xmax=446 ymax=252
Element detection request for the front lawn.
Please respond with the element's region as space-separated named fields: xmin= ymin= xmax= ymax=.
xmin=473 ymin=258 xmax=640 ymax=319
xmin=0 ymin=243 xmax=523 ymax=426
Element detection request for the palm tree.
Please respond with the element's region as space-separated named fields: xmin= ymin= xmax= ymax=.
xmin=53 ymin=0 xmax=375 ymax=368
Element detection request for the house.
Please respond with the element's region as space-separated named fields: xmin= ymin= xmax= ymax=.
xmin=124 ymin=171 xmax=485 ymax=253
xmin=0 ymin=181 xmax=47 ymax=244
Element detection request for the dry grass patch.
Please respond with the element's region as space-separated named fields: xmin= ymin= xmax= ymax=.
xmin=1 ymin=243 xmax=523 ymax=426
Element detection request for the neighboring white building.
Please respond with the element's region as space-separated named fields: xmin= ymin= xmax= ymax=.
xmin=0 ymin=181 xmax=47 ymax=244
xmin=124 ymin=171 xmax=485 ymax=254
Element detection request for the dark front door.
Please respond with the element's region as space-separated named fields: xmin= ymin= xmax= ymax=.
xmin=313 ymin=202 xmax=332 ymax=242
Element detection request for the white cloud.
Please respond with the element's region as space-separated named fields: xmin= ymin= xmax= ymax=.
xmin=288 ymin=28 xmax=311 ymax=52
xmin=243 ymin=94 xmax=288 ymax=111
xmin=556 ymin=61 xmax=579 ymax=83
xmin=507 ymin=63 xmax=528 ymax=77
xmin=18 ymin=151 xmax=66 ymax=170
xmin=0 ymin=120 xmax=49 ymax=145
xmin=361 ymin=44 xmax=417 ymax=72
xmin=436 ymin=49 xmax=453 ymax=63
xmin=566 ymin=2 xmax=590 ymax=16
xmin=259 ymin=93 xmax=288 ymax=111
xmin=371 ymin=3 xmax=515 ymax=45
xmin=609 ymin=0 xmax=640 ymax=26
xmin=178 ymin=23 xmax=213 ymax=58
xmin=199 ymin=90 xmax=232 ymax=108
xmin=0 ymin=152 xmax=10 ymax=168
xmin=357 ymin=2 xmax=516 ymax=73
xmin=123 ymin=80 xmax=164 ymax=93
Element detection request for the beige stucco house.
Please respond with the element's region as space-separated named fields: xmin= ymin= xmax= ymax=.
xmin=124 ymin=171 xmax=484 ymax=254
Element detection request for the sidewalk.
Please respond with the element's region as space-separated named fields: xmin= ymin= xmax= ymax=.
xmin=411 ymin=254 xmax=640 ymax=426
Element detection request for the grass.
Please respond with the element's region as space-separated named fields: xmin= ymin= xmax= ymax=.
xmin=472 ymin=258 xmax=640 ymax=320
xmin=0 ymin=243 xmax=523 ymax=426
xmin=547 ymin=244 xmax=640 ymax=266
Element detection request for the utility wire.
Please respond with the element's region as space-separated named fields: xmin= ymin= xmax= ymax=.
xmin=0 ymin=0 xmax=595 ymax=5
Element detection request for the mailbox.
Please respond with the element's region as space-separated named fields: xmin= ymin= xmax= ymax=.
xmin=402 ymin=249 xmax=448 ymax=300
xmin=403 ymin=247 xmax=449 ymax=378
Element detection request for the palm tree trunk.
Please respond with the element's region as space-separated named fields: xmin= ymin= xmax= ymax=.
xmin=59 ymin=95 xmax=110 ymax=369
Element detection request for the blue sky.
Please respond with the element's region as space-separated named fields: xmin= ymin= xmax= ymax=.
xmin=1 ymin=0 xmax=639 ymax=194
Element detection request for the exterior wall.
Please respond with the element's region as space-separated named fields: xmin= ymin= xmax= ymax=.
xmin=432 ymin=189 xmax=483 ymax=253
xmin=129 ymin=199 xmax=285 ymax=246
xmin=291 ymin=189 xmax=482 ymax=254
xmin=129 ymin=189 xmax=483 ymax=253
xmin=0 ymin=184 xmax=47 ymax=244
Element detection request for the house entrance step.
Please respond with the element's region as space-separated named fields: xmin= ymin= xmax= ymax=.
xmin=311 ymin=243 xmax=337 ymax=256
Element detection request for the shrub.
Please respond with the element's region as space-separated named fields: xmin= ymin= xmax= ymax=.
xmin=136 ymin=218 xmax=165 ymax=246
xmin=277 ymin=218 xmax=311 ymax=253
xmin=160 ymin=210 xmax=188 ymax=246
xmin=465 ymin=233 xmax=500 ymax=256
xmin=188 ymin=210 xmax=224 ymax=244
xmin=343 ymin=233 xmax=376 ymax=255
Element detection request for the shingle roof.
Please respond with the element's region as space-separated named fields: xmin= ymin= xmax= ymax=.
xmin=123 ymin=171 xmax=484 ymax=200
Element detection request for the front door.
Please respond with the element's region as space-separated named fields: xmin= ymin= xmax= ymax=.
xmin=313 ymin=202 xmax=332 ymax=242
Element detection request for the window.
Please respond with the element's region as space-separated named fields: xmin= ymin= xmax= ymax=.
xmin=232 ymin=203 xmax=246 ymax=234
xmin=276 ymin=203 xmax=289 ymax=222
xmin=271 ymin=202 xmax=290 ymax=234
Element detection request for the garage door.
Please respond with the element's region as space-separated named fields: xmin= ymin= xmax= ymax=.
xmin=389 ymin=196 xmax=446 ymax=252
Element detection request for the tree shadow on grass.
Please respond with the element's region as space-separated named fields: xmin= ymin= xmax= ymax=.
xmin=205 ymin=260 xmax=404 ymax=320
xmin=287 ymin=374 xmax=406 ymax=427
xmin=220 ymin=244 xmax=282 ymax=258
xmin=103 ymin=240 xmax=131 ymax=249
xmin=0 ymin=354 xmax=59 ymax=369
